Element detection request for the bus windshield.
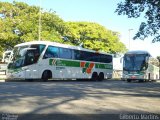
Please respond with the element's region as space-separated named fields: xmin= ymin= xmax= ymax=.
xmin=8 ymin=44 xmax=45 ymax=69
xmin=123 ymin=54 xmax=148 ymax=71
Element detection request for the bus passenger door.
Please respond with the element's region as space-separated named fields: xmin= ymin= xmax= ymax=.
xmin=24 ymin=64 xmax=39 ymax=79
xmin=24 ymin=49 xmax=39 ymax=79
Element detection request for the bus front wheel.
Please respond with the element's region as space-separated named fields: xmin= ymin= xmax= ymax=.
xmin=42 ymin=70 xmax=52 ymax=82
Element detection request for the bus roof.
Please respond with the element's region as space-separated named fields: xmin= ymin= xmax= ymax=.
xmin=15 ymin=41 xmax=112 ymax=56
xmin=125 ymin=50 xmax=151 ymax=56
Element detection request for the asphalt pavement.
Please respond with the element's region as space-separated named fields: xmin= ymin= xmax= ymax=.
xmin=0 ymin=80 xmax=160 ymax=120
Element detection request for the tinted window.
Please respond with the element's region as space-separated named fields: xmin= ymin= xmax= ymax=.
xmin=59 ymin=48 xmax=72 ymax=59
xmin=73 ymin=50 xmax=83 ymax=60
xmin=25 ymin=44 xmax=46 ymax=65
xmin=92 ymin=53 xmax=102 ymax=62
xmin=73 ymin=50 xmax=89 ymax=60
xmin=84 ymin=52 xmax=99 ymax=62
xmin=100 ymin=54 xmax=112 ymax=63
xmin=25 ymin=50 xmax=36 ymax=66
xmin=79 ymin=51 xmax=89 ymax=60
xmin=73 ymin=49 xmax=112 ymax=63
xmin=31 ymin=44 xmax=45 ymax=61
xmin=43 ymin=46 xmax=59 ymax=59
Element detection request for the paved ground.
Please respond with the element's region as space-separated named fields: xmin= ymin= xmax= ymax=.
xmin=0 ymin=80 xmax=160 ymax=120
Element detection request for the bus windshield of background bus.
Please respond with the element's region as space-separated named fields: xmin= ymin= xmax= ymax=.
xmin=123 ymin=54 xmax=148 ymax=71
xmin=8 ymin=44 xmax=45 ymax=69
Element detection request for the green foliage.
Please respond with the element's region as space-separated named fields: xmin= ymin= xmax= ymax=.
xmin=66 ymin=22 xmax=127 ymax=53
xmin=115 ymin=0 xmax=160 ymax=43
xmin=0 ymin=1 xmax=127 ymax=57
xmin=0 ymin=1 xmax=65 ymax=47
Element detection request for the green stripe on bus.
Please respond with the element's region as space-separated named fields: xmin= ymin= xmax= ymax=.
xmin=49 ymin=59 xmax=80 ymax=67
xmin=85 ymin=62 xmax=90 ymax=68
xmin=58 ymin=59 xmax=80 ymax=67
xmin=49 ymin=59 xmax=112 ymax=70
xmin=95 ymin=63 xmax=113 ymax=69
xmin=82 ymin=68 xmax=87 ymax=73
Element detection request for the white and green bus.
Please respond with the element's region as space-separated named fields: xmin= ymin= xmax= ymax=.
xmin=7 ymin=41 xmax=113 ymax=81
xmin=123 ymin=50 xmax=159 ymax=82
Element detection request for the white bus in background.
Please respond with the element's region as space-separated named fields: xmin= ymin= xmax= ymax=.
xmin=2 ymin=50 xmax=13 ymax=63
xmin=7 ymin=41 xmax=113 ymax=81
xmin=0 ymin=51 xmax=13 ymax=74
xmin=123 ymin=50 xmax=159 ymax=82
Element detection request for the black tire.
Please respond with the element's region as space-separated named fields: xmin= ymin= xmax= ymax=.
xmin=98 ymin=72 xmax=104 ymax=81
xmin=42 ymin=70 xmax=52 ymax=82
xmin=148 ymin=73 xmax=150 ymax=81
xmin=127 ymin=79 xmax=131 ymax=82
xmin=91 ymin=72 xmax=98 ymax=81
xmin=138 ymin=80 xmax=144 ymax=83
xmin=26 ymin=79 xmax=33 ymax=82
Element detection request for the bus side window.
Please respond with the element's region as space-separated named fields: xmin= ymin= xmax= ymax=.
xmin=73 ymin=50 xmax=81 ymax=60
xmin=43 ymin=46 xmax=59 ymax=59
xmin=101 ymin=54 xmax=112 ymax=63
xmin=59 ymin=48 xmax=72 ymax=59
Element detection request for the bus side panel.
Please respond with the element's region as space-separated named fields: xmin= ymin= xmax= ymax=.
xmin=33 ymin=58 xmax=113 ymax=80
xmin=38 ymin=59 xmax=63 ymax=79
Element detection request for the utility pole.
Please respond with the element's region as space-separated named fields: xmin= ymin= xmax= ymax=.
xmin=128 ymin=29 xmax=133 ymax=50
xmin=38 ymin=0 xmax=42 ymax=41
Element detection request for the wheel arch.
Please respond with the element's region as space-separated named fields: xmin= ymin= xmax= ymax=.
xmin=41 ymin=69 xmax=52 ymax=79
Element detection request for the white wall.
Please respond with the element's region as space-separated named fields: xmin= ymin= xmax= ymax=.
xmin=113 ymin=57 xmax=123 ymax=70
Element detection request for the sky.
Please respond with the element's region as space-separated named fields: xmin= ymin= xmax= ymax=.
xmin=2 ymin=0 xmax=160 ymax=57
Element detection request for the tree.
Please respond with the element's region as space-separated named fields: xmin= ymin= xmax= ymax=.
xmin=0 ymin=1 xmax=67 ymax=49
xmin=66 ymin=22 xmax=127 ymax=53
xmin=0 ymin=1 xmax=127 ymax=56
xmin=115 ymin=0 xmax=160 ymax=43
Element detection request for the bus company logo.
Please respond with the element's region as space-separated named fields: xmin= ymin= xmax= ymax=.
xmin=80 ymin=62 xmax=95 ymax=74
xmin=51 ymin=59 xmax=57 ymax=66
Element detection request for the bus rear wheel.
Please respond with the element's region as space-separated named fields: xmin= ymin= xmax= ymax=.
xmin=98 ymin=72 xmax=104 ymax=81
xmin=138 ymin=80 xmax=144 ymax=82
xmin=26 ymin=79 xmax=33 ymax=82
xmin=91 ymin=72 xmax=98 ymax=81
xmin=42 ymin=70 xmax=52 ymax=82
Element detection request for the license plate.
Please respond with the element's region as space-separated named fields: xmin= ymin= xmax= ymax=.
xmin=131 ymin=76 xmax=136 ymax=79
